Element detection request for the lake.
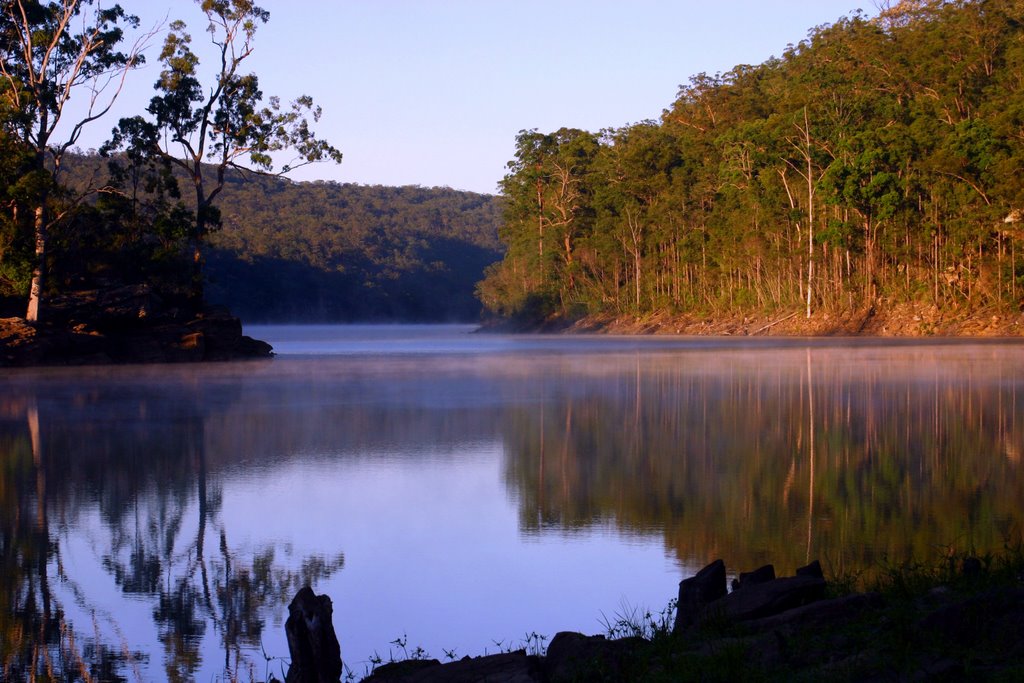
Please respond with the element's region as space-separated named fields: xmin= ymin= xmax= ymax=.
xmin=3 ymin=325 xmax=1024 ymax=681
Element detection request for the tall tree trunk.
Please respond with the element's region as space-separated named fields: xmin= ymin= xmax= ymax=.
xmin=191 ymin=189 xmax=209 ymax=306
xmin=26 ymin=133 xmax=49 ymax=323
xmin=26 ymin=203 xmax=47 ymax=322
xmin=804 ymin=107 xmax=814 ymax=320
xmin=536 ymin=176 xmax=544 ymax=285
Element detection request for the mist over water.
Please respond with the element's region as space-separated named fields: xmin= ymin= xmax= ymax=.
xmin=3 ymin=326 xmax=1024 ymax=681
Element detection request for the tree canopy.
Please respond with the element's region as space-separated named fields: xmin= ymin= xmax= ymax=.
xmin=480 ymin=0 xmax=1024 ymax=326
xmin=104 ymin=0 xmax=342 ymax=302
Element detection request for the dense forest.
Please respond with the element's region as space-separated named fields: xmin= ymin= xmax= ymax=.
xmin=479 ymin=0 xmax=1024 ymax=329
xmin=61 ymin=155 xmax=503 ymax=322
xmin=206 ymin=178 xmax=501 ymax=322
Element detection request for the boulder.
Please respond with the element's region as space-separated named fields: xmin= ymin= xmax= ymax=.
xmin=235 ymin=333 xmax=274 ymax=358
xmin=961 ymin=556 xmax=983 ymax=578
xmin=361 ymin=659 xmax=442 ymax=681
xmin=796 ymin=560 xmax=824 ymax=579
xmin=704 ymin=575 xmax=827 ymax=624
xmin=740 ymin=592 xmax=883 ymax=633
xmin=918 ymin=586 xmax=1024 ymax=647
xmin=544 ymin=631 xmax=644 ymax=682
xmin=673 ymin=559 xmax=727 ymax=633
xmin=188 ymin=306 xmax=272 ymax=361
xmin=285 ymin=586 xmax=342 ymax=683
xmin=735 ymin=564 xmax=776 ymax=590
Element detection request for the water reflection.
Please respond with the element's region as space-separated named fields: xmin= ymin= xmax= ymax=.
xmin=1 ymin=334 xmax=1024 ymax=681
xmin=503 ymin=346 xmax=1024 ymax=574
xmin=0 ymin=376 xmax=345 ymax=682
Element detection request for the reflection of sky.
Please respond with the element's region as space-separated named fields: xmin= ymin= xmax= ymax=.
xmin=221 ymin=444 xmax=679 ymax=674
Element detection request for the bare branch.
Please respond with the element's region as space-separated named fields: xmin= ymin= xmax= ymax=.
xmin=935 ymin=170 xmax=992 ymax=206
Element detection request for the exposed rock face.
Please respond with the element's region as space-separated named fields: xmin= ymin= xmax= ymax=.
xmin=0 ymin=284 xmax=272 ymax=366
xmin=0 ymin=316 xmax=108 ymax=366
xmin=285 ymin=587 xmax=343 ymax=683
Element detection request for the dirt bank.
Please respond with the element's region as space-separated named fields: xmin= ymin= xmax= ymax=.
xmin=494 ymin=302 xmax=1024 ymax=338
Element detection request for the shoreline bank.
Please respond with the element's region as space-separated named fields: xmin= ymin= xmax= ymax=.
xmin=483 ymin=302 xmax=1024 ymax=338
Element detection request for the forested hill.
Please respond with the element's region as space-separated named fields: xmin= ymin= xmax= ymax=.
xmin=205 ymin=174 xmax=503 ymax=322
xmin=479 ymin=0 xmax=1024 ymax=332
xmin=64 ymin=155 xmax=504 ymax=322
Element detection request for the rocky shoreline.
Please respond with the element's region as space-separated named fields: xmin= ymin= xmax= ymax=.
xmin=485 ymin=302 xmax=1024 ymax=338
xmin=284 ymin=556 xmax=1024 ymax=682
xmin=0 ymin=284 xmax=272 ymax=367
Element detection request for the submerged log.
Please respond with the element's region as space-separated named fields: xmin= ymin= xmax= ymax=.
xmin=285 ymin=586 xmax=343 ymax=683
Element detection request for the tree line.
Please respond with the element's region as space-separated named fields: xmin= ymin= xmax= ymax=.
xmin=479 ymin=0 xmax=1024 ymax=325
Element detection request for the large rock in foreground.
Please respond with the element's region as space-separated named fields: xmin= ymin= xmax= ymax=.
xmin=674 ymin=559 xmax=827 ymax=633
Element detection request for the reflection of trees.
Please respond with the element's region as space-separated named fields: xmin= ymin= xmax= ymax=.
xmin=1 ymin=398 xmax=142 ymax=681
xmin=503 ymin=351 xmax=1024 ymax=575
xmin=0 ymin=384 xmax=344 ymax=682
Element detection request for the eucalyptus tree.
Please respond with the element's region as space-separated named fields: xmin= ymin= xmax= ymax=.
xmin=0 ymin=0 xmax=146 ymax=321
xmin=533 ymin=127 xmax=599 ymax=309
xmin=486 ymin=127 xmax=598 ymax=318
xmin=592 ymin=122 xmax=680 ymax=311
xmin=106 ymin=0 xmax=342 ymax=303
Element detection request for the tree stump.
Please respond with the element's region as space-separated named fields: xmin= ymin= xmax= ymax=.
xmin=285 ymin=586 xmax=342 ymax=683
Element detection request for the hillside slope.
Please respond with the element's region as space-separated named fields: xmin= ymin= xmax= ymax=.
xmin=61 ymin=155 xmax=504 ymax=323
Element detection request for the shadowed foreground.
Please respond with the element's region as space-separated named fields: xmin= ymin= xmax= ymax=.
xmin=346 ymin=555 xmax=1024 ymax=682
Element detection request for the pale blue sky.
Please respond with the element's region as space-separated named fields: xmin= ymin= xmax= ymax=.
xmin=69 ymin=1 xmax=873 ymax=194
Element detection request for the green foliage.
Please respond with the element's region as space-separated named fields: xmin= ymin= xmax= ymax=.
xmin=104 ymin=0 xmax=342 ymax=303
xmin=203 ymin=172 xmax=502 ymax=321
xmin=0 ymin=130 xmax=35 ymax=299
xmin=482 ymin=0 xmax=1024 ymax=322
xmin=60 ymin=152 xmax=502 ymax=321
xmin=0 ymin=0 xmax=145 ymax=318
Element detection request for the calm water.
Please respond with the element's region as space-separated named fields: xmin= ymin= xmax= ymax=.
xmin=3 ymin=325 xmax=1024 ymax=681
